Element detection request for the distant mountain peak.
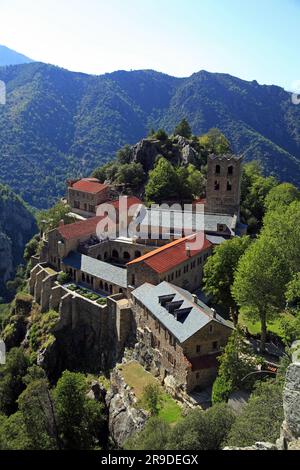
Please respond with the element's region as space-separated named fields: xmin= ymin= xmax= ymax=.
xmin=0 ymin=44 xmax=33 ymax=67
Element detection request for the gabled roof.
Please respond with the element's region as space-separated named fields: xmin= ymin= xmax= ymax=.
xmin=127 ymin=233 xmax=211 ymax=274
xmin=58 ymin=216 xmax=105 ymax=240
xmin=63 ymin=252 xmax=127 ymax=288
xmin=70 ymin=179 xmax=108 ymax=194
xmin=109 ymin=196 xmax=143 ymax=211
xmin=132 ymin=281 xmax=233 ymax=343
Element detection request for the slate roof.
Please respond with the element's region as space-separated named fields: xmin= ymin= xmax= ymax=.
xmin=139 ymin=208 xmax=237 ymax=236
xmin=62 ymin=252 xmax=127 ymax=288
xmin=127 ymin=233 xmax=212 ymax=274
xmin=132 ymin=281 xmax=233 ymax=343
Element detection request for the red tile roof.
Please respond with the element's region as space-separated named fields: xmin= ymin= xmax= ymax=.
xmin=190 ymin=353 xmax=220 ymax=371
xmin=110 ymin=196 xmax=143 ymax=210
xmin=127 ymin=233 xmax=212 ymax=274
xmin=58 ymin=216 xmax=107 ymax=240
xmin=70 ymin=179 xmax=108 ymax=194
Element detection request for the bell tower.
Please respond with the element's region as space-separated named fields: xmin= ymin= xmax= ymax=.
xmin=206 ymin=154 xmax=243 ymax=216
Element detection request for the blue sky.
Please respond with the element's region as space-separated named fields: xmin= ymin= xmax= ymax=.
xmin=1 ymin=0 xmax=299 ymax=90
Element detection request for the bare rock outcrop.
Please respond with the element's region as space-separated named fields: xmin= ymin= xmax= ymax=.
xmin=106 ymin=367 xmax=148 ymax=448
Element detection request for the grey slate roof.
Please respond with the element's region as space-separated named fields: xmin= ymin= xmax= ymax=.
xmin=63 ymin=252 xmax=127 ymax=288
xmin=139 ymin=208 xmax=236 ymax=236
xmin=132 ymin=281 xmax=233 ymax=343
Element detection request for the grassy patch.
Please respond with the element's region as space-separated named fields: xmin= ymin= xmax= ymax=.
xmin=239 ymin=311 xmax=293 ymax=338
xmin=119 ymin=361 xmax=182 ymax=425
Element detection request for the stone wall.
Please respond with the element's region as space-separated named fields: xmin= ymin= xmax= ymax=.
xmin=206 ymin=155 xmax=242 ymax=216
xmin=127 ymin=247 xmax=211 ymax=291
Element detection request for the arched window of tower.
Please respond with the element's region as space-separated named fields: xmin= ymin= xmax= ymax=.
xmin=227 ymin=180 xmax=232 ymax=191
xmin=215 ymin=164 xmax=221 ymax=175
xmin=228 ymin=165 xmax=233 ymax=175
xmin=214 ymin=180 xmax=220 ymax=191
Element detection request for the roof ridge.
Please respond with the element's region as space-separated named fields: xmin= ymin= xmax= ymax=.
xmin=127 ymin=236 xmax=190 ymax=265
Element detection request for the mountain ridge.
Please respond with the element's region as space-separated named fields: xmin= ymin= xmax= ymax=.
xmin=0 ymin=62 xmax=300 ymax=208
xmin=0 ymin=44 xmax=33 ymax=66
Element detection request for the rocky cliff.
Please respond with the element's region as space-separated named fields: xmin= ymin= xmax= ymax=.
xmin=225 ymin=341 xmax=300 ymax=451
xmin=0 ymin=184 xmax=37 ymax=299
xmin=128 ymin=135 xmax=202 ymax=173
xmin=106 ymin=367 xmax=148 ymax=447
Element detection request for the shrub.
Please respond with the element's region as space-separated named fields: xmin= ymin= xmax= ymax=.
xmin=57 ymin=272 xmax=71 ymax=285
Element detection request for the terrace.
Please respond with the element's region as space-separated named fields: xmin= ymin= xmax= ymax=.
xmin=62 ymin=282 xmax=107 ymax=306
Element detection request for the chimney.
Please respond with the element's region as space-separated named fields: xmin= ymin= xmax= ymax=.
xmin=211 ymin=308 xmax=217 ymax=319
xmin=192 ymin=294 xmax=198 ymax=304
xmin=186 ymin=244 xmax=191 ymax=257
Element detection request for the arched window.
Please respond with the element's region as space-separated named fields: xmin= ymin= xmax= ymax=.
xmin=109 ymin=285 xmax=113 ymax=294
xmin=228 ymin=165 xmax=233 ymax=175
xmin=100 ymin=281 xmax=104 ymax=290
xmin=215 ymin=164 xmax=221 ymax=175
xmin=119 ymin=288 xmax=123 ymax=294
xmin=227 ymin=181 xmax=232 ymax=191
xmin=135 ymin=250 xmax=142 ymax=259
xmin=104 ymin=252 xmax=108 ymax=260
xmin=105 ymin=283 xmax=108 ymax=292
xmin=123 ymin=251 xmax=130 ymax=261
xmin=112 ymin=249 xmax=119 ymax=259
xmin=214 ymin=180 xmax=220 ymax=191
xmin=81 ymin=273 xmax=85 ymax=282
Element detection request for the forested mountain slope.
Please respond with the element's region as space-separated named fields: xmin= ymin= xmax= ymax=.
xmin=0 ymin=63 xmax=300 ymax=207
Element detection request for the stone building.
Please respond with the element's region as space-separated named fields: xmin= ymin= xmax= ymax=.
xmin=127 ymin=234 xmax=212 ymax=291
xmin=29 ymin=152 xmax=245 ymax=395
xmin=205 ymin=154 xmax=243 ymax=216
xmin=67 ymin=178 xmax=110 ymax=217
xmin=131 ymin=282 xmax=233 ymax=393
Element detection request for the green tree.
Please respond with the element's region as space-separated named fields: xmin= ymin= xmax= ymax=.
xmin=92 ymin=162 xmax=115 ymax=183
xmin=155 ymin=129 xmax=168 ymax=141
xmin=176 ymin=166 xmax=193 ymax=201
xmin=24 ymin=235 xmax=40 ymax=263
xmin=203 ymin=236 xmax=251 ymax=325
xmin=18 ymin=378 xmax=60 ymax=450
xmin=186 ymin=164 xmax=206 ymax=198
xmin=264 ymin=182 xmax=300 ymax=214
xmin=174 ymin=119 xmax=192 ymax=138
xmin=212 ymin=330 xmax=259 ymax=403
xmin=37 ymin=201 xmax=75 ymax=233
xmin=0 ymin=411 xmax=31 ymax=450
xmin=145 ymin=157 xmax=179 ymax=203
xmin=168 ymin=404 xmax=235 ymax=450
xmin=0 ymin=348 xmax=30 ymax=415
xmin=199 ymin=128 xmax=231 ymax=155
xmin=116 ymin=144 xmax=132 ymax=164
xmin=54 ymin=371 xmax=105 ymax=450
xmin=124 ymin=417 xmax=170 ymax=450
xmin=142 ymin=383 xmax=162 ymax=416
xmin=226 ymin=379 xmax=284 ymax=447
xmin=232 ymin=236 xmax=289 ymax=351
xmin=240 ymin=162 xmax=277 ymax=233
xmin=115 ymin=162 xmax=146 ymax=190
